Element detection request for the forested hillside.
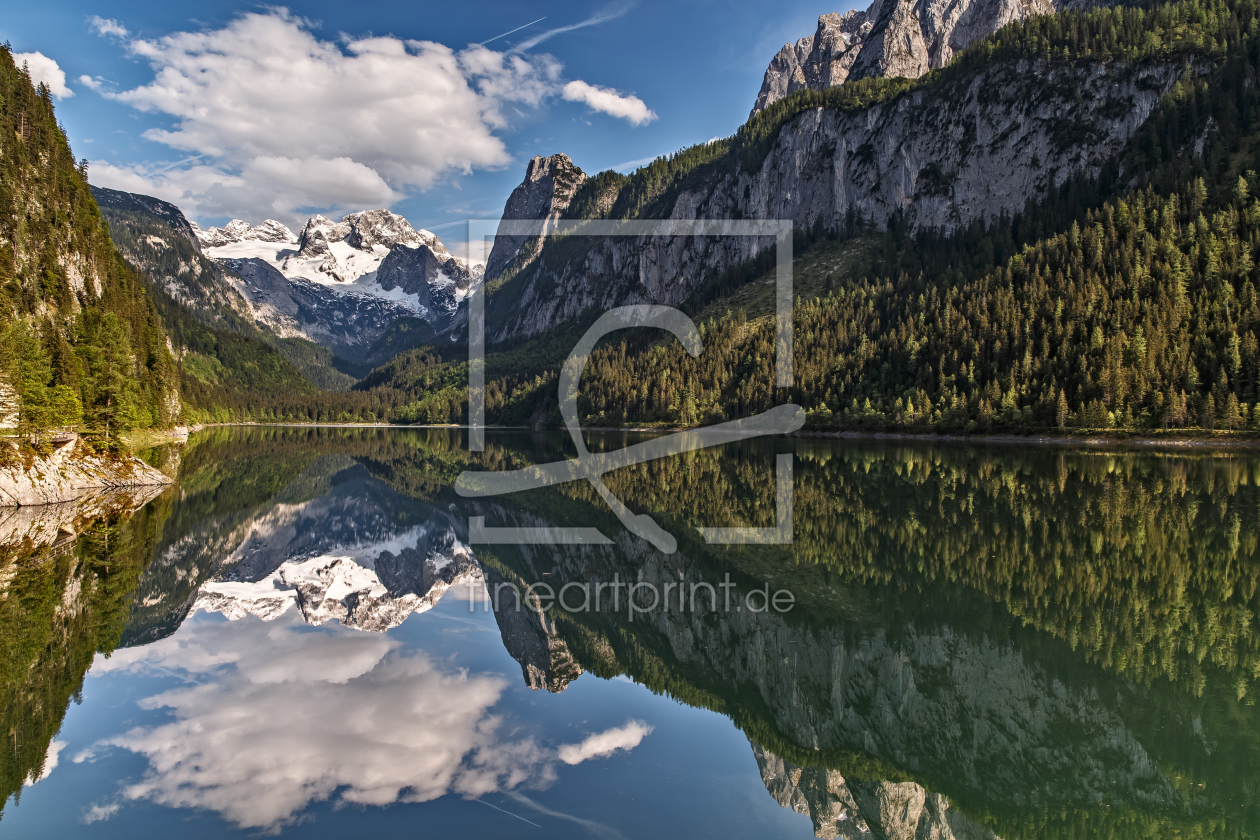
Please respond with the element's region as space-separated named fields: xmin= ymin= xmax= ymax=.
xmin=362 ymin=0 xmax=1260 ymax=436
xmin=0 ymin=46 xmax=177 ymax=438
xmin=18 ymin=0 xmax=1260 ymax=437
xmin=577 ymin=32 xmax=1260 ymax=433
xmin=90 ymin=195 xmax=361 ymax=412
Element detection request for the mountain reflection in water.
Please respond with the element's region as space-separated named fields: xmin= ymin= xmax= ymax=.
xmin=1 ymin=426 xmax=1258 ymax=839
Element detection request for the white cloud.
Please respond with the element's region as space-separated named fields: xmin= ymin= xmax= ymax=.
xmin=82 ymin=802 xmax=121 ymax=823
xmin=557 ymin=720 xmax=653 ymax=764
xmin=14 ymin=52 xmax=72 ymax=98
xmin=26 ymin=739 xmax=66 ymax=785
xmin=77 ymin=74 xmax=104 ymax=91
xmin=86 ymin=611 xmax=649 ymax=831
xmin=89 ymin=16 xmax=129 ymax=39
xmin=562 ymin=80 xmax=656 ymax=126
xmin=86 ymin=10 xmax=572 ymax=227
xmin=86 ymin=9 xmax=657 ymax=226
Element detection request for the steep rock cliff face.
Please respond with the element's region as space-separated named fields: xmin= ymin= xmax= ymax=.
xmin=754 ymin=743 xmax=1001 ymax=839
xmin=91 ymin=186 xmax=260 ymax=333
xmin=751 ymin=0 xmax=1107 ymax=116
xmin=484 ymin=154 xmax=588 ymax=281
xmin=489 ymin=59 xmax=1176 ymax=341
xmin=375 ymin=241 xmax=477 ymax=333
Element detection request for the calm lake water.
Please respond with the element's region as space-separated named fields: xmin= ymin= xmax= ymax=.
xmin=2 ymin=427 xmax=1258 ymax=839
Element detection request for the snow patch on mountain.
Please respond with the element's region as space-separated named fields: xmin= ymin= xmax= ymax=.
xmin=195 ymin=209 xmax=482 ymax=346
xmin=195 ymin=218 xmax=297 ymax=248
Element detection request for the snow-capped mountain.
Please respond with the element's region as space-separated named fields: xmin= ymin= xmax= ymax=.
xmin=194 ymin=209 xmax=482 ymax=352
xmin=193 ymin=218 xmax=297 ymax=248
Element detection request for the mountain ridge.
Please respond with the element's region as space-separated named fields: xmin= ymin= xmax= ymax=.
xmin=192 ymin=208 xmax=481 ymax=355
xmin=749 ymin=0 xmax=1120 ymax=117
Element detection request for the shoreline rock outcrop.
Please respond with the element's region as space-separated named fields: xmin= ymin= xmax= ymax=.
xmin=0 ymin=437 xmax=172 ymax=507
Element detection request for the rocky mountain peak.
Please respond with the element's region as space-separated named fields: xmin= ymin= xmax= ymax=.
xmin=180 ymin=202 xmax=483 ymax=347
xmin=484 ymin=153 xmax=588 ymax=281
xmin=250 ymin=219 xmax=298 ymax=243
xmin=196 ymin=218 xmax=298 ymax=248
xmin=296 ymin=215 xmax=349 ymax=251
xmin=341 ymin=208 xmax=423 ymax=250
xmin=750 ymin=0 xmax=1059 ymax=116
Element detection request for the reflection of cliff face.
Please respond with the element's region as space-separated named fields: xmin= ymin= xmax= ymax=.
xmin=754 ymin=743 xmax=999 ymax=840
xmin=481 ymin=564 xmax=582 ymax=692
xmin=588 ymin=443 xmax=1260 ymax=700
xmin=638 ymin=576 xmax=1176 ymax=810
xmin=0 ymin=486 xmax=166 ymax=555
xmin=472 ymin=513 xmax=1200 ymax=828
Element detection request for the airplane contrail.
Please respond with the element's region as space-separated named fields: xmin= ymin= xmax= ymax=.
xmin=153 ymin=153 xmax=207 ymax=174
xmin=478 ymin=17 xmax=546 ymax=46
xmin=472 ymin=798 xmax=542 ymax=827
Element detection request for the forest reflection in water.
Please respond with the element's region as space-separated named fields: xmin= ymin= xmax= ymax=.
xmin=0 ymin=426 xmax=1257 ymax=839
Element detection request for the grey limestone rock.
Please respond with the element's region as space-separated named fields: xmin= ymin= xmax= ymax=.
xmin=754 ymin=743 xmax=1002 ymax=839
xmin=751 ymin=0 xmax=1079 ymax=117
xmin=485 ymin=154 xmax=589 ymax=281
xmin=490 ymin=59 xmax=1177 ymax=342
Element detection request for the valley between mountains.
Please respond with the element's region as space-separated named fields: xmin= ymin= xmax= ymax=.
xmin=5 ymin=0 xmax=1260 ymax=445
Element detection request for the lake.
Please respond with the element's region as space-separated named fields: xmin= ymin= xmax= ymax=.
xmin=2 ymin=427 xmax=1258 ymax=839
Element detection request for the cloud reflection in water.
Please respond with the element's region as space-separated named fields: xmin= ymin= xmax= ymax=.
xmin=83 ymin=608 xmax=645 ymax=831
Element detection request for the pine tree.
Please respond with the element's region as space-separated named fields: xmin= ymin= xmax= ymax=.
xmin=1225 ymin=392 xmax=1243 ymax=429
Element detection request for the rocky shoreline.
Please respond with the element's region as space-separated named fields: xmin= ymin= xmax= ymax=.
xmin=0 ymin=436 xmax=173 ymax=507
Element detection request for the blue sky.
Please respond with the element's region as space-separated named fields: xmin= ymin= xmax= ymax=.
xmin=2 ymin=1 xmax=851 ymax=254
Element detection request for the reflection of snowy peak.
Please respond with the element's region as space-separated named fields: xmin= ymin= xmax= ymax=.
xmin=195 ymin=209 xmax=482 ymax=350
xmin=191 ymin=467 xmax=482 ymax=631
xmin=194 ymin=543 xmax=481 ymax=632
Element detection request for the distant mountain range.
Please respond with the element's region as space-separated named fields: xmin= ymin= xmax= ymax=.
xmin=192 ymin=209 xmax=480 ymax=350
xmin=92 ymin=186 xmax=484 ymax=387
xmin=92 ymin=0 xmax=1125 ymax=368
